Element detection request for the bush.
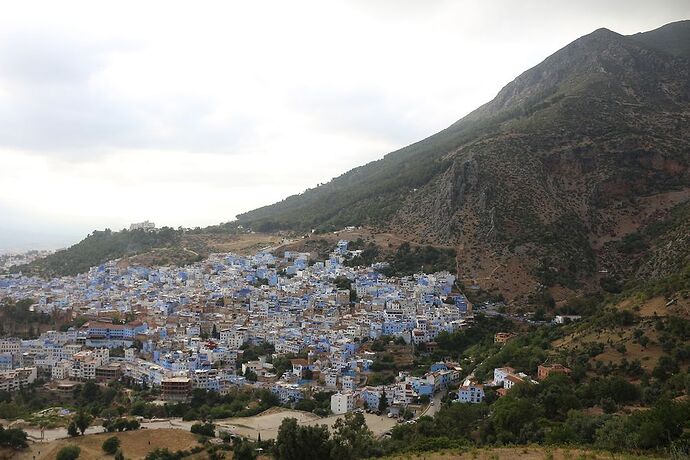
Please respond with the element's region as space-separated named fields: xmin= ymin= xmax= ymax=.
xmin=233 ymin=438 xmax=258 ymax=460
xmin=104 ymin=418 xmax=141 ymax=432
xmin=190 ymin=422 xmax=215 ymax=437
xmin=56 ymin=445 xmax=81 ymax=460
xmin=102 ymin=436 xmax=121 ymax=455
xmin=144 ymin=448 xmax=181 ymax=460
xmin=67 ymin=421 xmax=79 ymax=437
xmin=126 ymin=419 xmax=141 ymax=431
xmin=0 ymin=425 xmax=28 ymax=449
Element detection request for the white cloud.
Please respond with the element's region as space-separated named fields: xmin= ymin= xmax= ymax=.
xmin=0 ymin=0 xmax=688 ymax=249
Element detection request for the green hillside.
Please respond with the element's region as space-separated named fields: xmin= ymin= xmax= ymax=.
xmin=10 ymin=227 xmax=184 ymax=276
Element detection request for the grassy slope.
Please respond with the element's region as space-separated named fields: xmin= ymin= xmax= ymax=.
xmin=17 ymin=429 xmax=202 ymax=460
xmin=383 ymin=446 xmax=662 ymax=459
xmin=551 ymin=260 xmax=690 ymax=376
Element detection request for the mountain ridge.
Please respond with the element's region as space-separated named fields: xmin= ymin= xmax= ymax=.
xmin=236 ymin=20 xmax=690 ymax=301
xmin=236 ymin=21 xmax=690 ymax=230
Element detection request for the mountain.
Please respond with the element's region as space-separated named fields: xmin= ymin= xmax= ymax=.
xmin=630 ymin=19 xmax=690 ymax=58
xmin=237 ymin=21 xmax=690 ymax=300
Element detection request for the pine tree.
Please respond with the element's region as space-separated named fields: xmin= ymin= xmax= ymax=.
xmin=378 ymin=392 xmax=388 ymax=413
xmin=67 ymin=422 xmax=79 ymax=437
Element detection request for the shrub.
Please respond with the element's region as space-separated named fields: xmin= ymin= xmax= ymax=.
xmin=56 ymin=445 xmax=81 ymax=460
xmin=104 ymin=418 xmax=141 ymax=432
xmin=102 ymin=436 xmax=121 ymax=455
xmin=190 ymin=422 xmax=215 ymax=437
xmin=67 ymin=421 xmax=79 ymax=437
xmin=144 ymin=448 xmax=180 ymax=460
xmin=0 ymin=425 xmax=28 ymax=449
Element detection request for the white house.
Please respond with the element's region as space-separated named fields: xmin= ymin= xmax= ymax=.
xmin=342 ymin=374 xmax=357 ymax=391
xmin=331 ymin=392 xmax=354 ymax=415
xmin=220 ymin=328 xmax=248 ymax=349
xmin=492 ymin=367 xmax=515 ymax=386
xmin=51 ymin=360 xmax=71 ymax=380
xmin=0 ymin=367 xmax=37 ymax=392
xmin=457 ymin=384 xmax=485 ymax=404
xmin=325 ymin=371 xmax=338 ymax=388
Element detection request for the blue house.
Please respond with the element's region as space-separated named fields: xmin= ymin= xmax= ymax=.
xmin=360 ymin=388 xmax=381 ymax=410
xmin=0 ymin=353 xmax=13 ymax=370
xmin=408 ymin=378 xmax=434 ymax=396
xmin=454 ymin=295 xmax=469 ymax=313
xmin=294 ymin=258 xmax=308 ymax=270
xmin=430 ymin=362 xmax=448 ymax=372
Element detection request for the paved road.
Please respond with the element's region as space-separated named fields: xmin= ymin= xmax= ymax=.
xmin=418 ymin=390 xmax=445 ymax=418
xmin=262 ymin=238 xmax=299 ymax=254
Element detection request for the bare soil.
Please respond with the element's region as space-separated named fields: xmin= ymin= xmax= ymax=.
xmin=17 ymin=428 xmax=201 ymax=460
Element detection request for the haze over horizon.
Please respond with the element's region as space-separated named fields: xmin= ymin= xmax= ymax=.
xmin=1 ymin=0 xmax=689 ymax=252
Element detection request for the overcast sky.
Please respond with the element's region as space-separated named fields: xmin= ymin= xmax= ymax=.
xmin=0 ymin=0 xmax=688 ymax=252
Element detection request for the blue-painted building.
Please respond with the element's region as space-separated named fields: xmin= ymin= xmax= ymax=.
xmin=430 ymin=362 xmax=448 ymax=372
xmin=361 ymin=387 xmax=382 ymax=409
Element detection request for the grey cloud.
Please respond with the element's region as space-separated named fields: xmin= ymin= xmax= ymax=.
xmin=292 ymin=87 xmax=435 ymax=148
xmin=0 ymin=32 xmax=108 ymax=85
xmin=0 ymin=32 xmax=255 ymax=159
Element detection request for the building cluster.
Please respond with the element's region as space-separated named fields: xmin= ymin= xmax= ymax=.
xmin=128 ymin=221 xmax=156 ymax=231
xmin=331 ymin=360 xmax=463 ymax=414
xmin=0 ymin=240 xmax=479 ymax=416
xmin=452 ymin=362 xmax=572 ymax=405
xmin=0 ymin=250 xmax=54 ymax=272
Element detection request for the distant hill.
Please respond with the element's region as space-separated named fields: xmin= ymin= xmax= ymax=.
xmin=11 ymin=226 xmax=284 ymax=277
xmin=11 ymin=227 xmax=185 ymax=276
xmin=237 ymin=21 xmax=690 ymax=301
